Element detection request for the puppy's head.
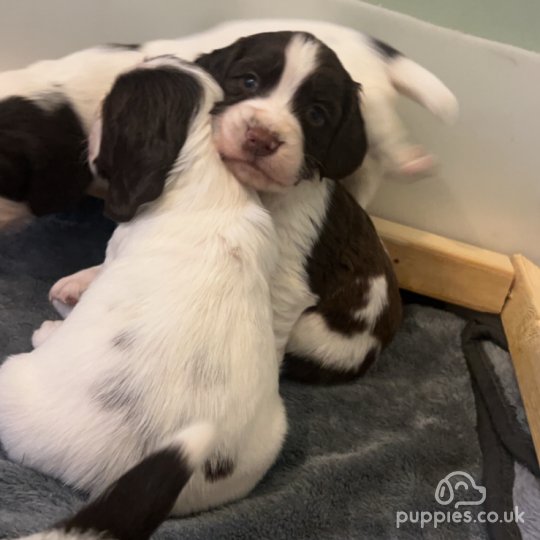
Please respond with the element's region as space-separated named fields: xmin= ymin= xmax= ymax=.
xmin=91 ymin=57 xmax=222 ymax=222
xmin=197 ymin=31 xmax=367 ymax=192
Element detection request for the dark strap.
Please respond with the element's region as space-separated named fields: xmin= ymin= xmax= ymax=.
xmin=462 ymin=321 xmax=539 ymax=475
xmin=472 ymin=377 xmax=522 ymax=540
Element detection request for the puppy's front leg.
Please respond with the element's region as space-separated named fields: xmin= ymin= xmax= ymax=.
xmin=49 ymin=264 xmax=102 ymax=317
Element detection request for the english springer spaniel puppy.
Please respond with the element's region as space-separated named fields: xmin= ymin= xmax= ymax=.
xmin=19 ymin=436 xmax=212 ymax=540
xmin=49 ymin=30 xmax=401 ymax=383
xmin=0 ymin=19 xmax=457 ymax=223
xmin=0 ymin=57 xmax=287 ymax=514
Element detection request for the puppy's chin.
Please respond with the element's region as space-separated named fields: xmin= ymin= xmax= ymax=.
xmin=223 ymin=159 xmax=291 ymax=193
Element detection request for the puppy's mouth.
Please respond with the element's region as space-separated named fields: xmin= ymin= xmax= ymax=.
xmin=220 ymin=155 xmax=290 ymax=191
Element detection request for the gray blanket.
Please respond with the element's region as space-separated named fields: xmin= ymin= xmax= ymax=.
xmin=0 ymin=200 xmax=537 ymax=539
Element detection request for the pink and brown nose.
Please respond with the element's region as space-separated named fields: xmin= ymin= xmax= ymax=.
xmin=243 ymin=126 xmax=282 ymax=157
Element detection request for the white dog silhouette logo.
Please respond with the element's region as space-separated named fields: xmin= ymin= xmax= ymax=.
xmin=435 ymin=472 xmax=486 ymax=508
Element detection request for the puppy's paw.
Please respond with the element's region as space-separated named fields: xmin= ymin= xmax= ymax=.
xmin=32 ymin=320 xmax=62 ymax=348
xmin=49 ymin=274 xmax=87 ymax=307
xmin=395 ymin=145 xmax=436 ymax=178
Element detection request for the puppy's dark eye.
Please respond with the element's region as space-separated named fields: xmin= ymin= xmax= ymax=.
xmin=306 ymin=105 xmax=327 ymax=127
xmin=241 ymin=73 xmax=259 ymax=92
xmin=225 ymin=72 xmax=260 ymax=97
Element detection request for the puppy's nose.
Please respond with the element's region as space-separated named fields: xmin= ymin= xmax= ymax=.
xmin=243 ymin=126 xmax=282 ymax=157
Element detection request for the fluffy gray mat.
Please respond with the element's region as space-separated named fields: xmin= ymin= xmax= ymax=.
xmin=0 ymin=200 xmax=535 ymax=539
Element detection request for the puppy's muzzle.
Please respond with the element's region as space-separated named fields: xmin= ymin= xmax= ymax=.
xmin=242 ymin=126 xmax=282 ymax=158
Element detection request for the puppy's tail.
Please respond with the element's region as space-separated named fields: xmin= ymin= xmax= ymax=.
xmin=369 ymin=36 xmax=459 ymax=124
xmin=56 ymin=422 xmax=215 ymax=540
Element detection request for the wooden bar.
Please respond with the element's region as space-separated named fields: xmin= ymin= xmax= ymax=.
xmin=501 ymin=255 xmax=540 ymax=458
xmin=372 ymin=216 xmax=514 ymax=313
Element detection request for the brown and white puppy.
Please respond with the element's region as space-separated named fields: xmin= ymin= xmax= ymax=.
xmin=199 ymin=32 xmax=401 ymax=380
xmin=50 ymin=32 xmax=401 ymax=383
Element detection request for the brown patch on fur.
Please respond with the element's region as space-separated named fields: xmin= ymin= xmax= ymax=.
xmin=280 ymin=183 xmax=404 ymax=384
xmin=204 ymin=454 xmax=235 ymax=482
xmin=306 ymin=183 xmax=402 ymax=339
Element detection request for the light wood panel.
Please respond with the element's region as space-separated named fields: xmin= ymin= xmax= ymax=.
xmin=502 ymin=255 xmax=540 ymax=458
xmin=372 ymin=216 xmax=514 ymax=313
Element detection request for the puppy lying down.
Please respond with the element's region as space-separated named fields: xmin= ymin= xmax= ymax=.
xmin=0 ymin=57 xmax=286 ymax=515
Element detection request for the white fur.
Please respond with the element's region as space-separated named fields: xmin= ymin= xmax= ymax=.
xmin=166 ymin=421 xmax=216 ymax=469
xmin=0 ymin=59 xmax=286 ymax=516
xmin=260 ymin=180 xmax=330 ymax=358
xmin=32 ymin=320 xmax=63 ymax=348
xmin=286 ymin=312 xmax=379 ymax=372
xmin=386 ymin=55 xmax=458 ymax=124
xmin=274 ymin=35 xmax=319 ymax=94
xmin=0 ymin=47 xmax=144 ymax=133
xmin=353 ymin=275 xmax=388 ymax=324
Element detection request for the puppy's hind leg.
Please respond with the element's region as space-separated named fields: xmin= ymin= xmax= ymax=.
xmin=282 ymin=309 xmax=381 ymax=384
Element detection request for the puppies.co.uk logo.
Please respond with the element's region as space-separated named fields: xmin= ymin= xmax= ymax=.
xmin=396 ymin=471 xmax=524 ymax=529
xmin=435 ymin=471 xmax=486 ymax=507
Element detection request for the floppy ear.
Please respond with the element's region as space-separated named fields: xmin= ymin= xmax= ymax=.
xmin=195 ymin=39 xmax=243 ymax=84
xmin=96 ymin=66 xmax=201 ymax=222
xmin=322 ymin=84 xmax=368 ymax=180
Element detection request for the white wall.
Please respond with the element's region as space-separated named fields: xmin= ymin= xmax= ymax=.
xmin=362 ymin=0 xmax=540 ymax=53
xmin=1 ymin=0 xmax=539 ymax=263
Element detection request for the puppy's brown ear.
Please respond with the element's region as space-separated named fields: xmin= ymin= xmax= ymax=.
xmin=195 ymin=39 xmax=243 ymax=83
xmin=96 ymin=66 xmax=201 ymax=222
xmin=322 ymin=84 xmax=368 ymax=180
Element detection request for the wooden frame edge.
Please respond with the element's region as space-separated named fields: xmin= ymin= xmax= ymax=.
xmin=501 ymin=255 xmax=540 ymax=458
xmin=372 ymin=216 xmax=514 ymax=314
